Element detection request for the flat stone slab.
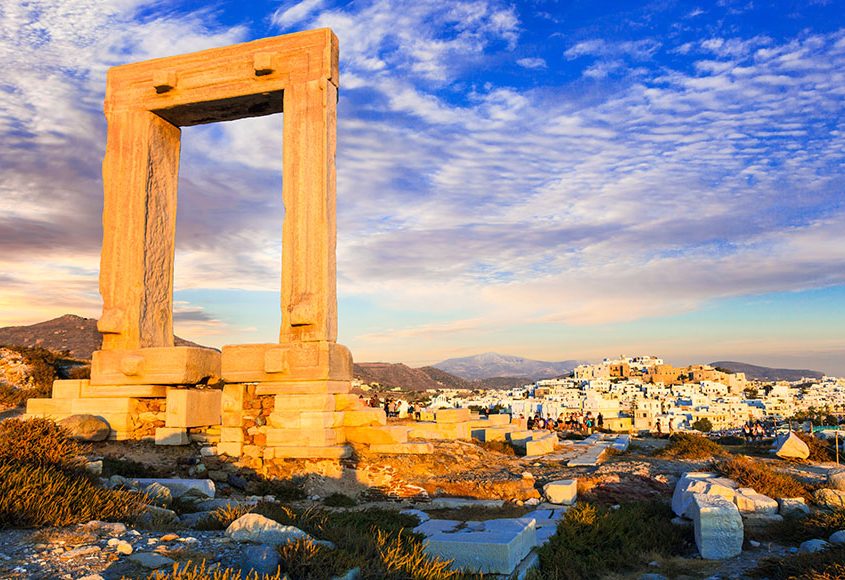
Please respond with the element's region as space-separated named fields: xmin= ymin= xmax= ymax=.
xmin=415 ymin=518 xmax=537 ymax=575
xmin=428 ymin=498 xmax=506 ymax=510
xmin=134 ymin=478 xmax=215 ymax=499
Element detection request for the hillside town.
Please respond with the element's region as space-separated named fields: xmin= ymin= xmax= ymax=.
xmin=355 ymin=355 xmax=845 ymax=434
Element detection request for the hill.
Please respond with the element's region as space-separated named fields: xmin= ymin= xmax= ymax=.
xmin=433 ymin=352 xmax=582 ymax=380
xmin=0 ymin=314 xmax=204 ymax=360
xmin=418 ymin=366 xmax=475 ymax=390
xmin=353 ymin=362 xmax=447 ymax=392
xmin=709 ymin=360 xmax=825 ymax=382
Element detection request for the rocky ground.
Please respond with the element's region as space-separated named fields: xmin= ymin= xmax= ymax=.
xmin=0 ymin=426 xmax=843 ymax=579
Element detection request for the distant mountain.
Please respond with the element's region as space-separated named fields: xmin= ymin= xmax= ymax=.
xmin=0 ymin=314 xmax=204 ymax=360
xmin=710 ymin=361 xmax=824 ymax=382
xmin=418 ymin=366 xmax=475 ymax=390
xmin=433 ymin=352 xmax=582 ymax=380
xmin=353 ymin=363 xmax=448 ymax=392
xmin=473 ymin=376 xmax=536 ymax=389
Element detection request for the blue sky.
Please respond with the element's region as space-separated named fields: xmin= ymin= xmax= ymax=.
xmin=1 ymin=0 xmax=844 ymax=374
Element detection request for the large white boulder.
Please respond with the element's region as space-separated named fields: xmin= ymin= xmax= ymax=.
xmin=798 ymin=539 xmax=831 ymax=554
xmin=688 ymin=493 xmax=743 ymax=560
xmin=226 ymin=514 xmax=310 ymax=546
xmin=543 ymin=480 xmax=577 ymax=505
xmin=774 ymin=432 xmax=810 ymax=460
xmin=734 ymin=488 xmax=778 ymax=514
xmin=672 ymin=472 xmax=717 ymax=517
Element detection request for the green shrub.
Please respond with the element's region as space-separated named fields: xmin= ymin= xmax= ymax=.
xmin=657 ymin=432 xmax=727 ymax=460
xmin=277 ymin=538 xmax=356 ymax=579
xmin=529 ymin=502 xmax=691 ymax=579
xmin=691 ymin=418 xmax=713 ymax=432
xmin=323 ymin=493 xmax=357 ymax=507
xmin=0 ymin=461 xmax=148 ymax=527
xmin=716 ymin=455 xmax=810 ymax=501
xmin=0 ymin=417 xmax=87 ymax=470
xmin=752 ymin=545 xmax=845 ymax=579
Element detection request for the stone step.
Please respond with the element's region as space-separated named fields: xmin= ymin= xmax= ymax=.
xmin=345 ymin=425 xmax=409 ymax=445
xmin=342 ymin=408 xmax=387 ymax=427
xmin=408 ymin=422 xmax=471 ymax=440
xmin=264 ymin=445 xmax=351 ymax=460
xmin=267 ymin=410 xmax=343 ymax=429
xmin=369 ymin=442 xmax=433 ymax=455
xmin=265 ymin=427 xmax=343 ymax=447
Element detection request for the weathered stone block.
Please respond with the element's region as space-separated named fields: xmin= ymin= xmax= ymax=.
xmin=369 ymin=442 xmax=433 ymax=455
xmin=90 ymin=347 xmax=221 ymax=386
xmin=689 ymin=493 xmax=743 ymax=560
xmin=434 ymin=408 xmax=470 ymax=423
xmin=345 ymin=426 xmax=408 ymax=445
xmin=165 ymin=388 xmax=222 ymax=428
xmin=155 ymin=427 xmax=190 ymax=445
xmin=51 ymin=380 xmax=86 ymax=399
xmin=778 ymin=497 xmax=810 ymax=517
xmin=407 ymin=422 xmax=471 ymax=440
xmin=221 ymin=342 xmax=352 ymax=383
xmin=265 ymin=427 xmax=342 ymax=447
xmin=672 ymin=472 xmax=718 ymax=517
xmin=265 ymin=445 xmax=351 ymax=459
xmin=272 ymin=393 xmax=337 ymax=412
xmin=416 ymin=518 xmax=537 ymax=575
xmin=543 ymin=480 xmax=577 ymax=505
xmin=342 ymin=408 xmax=386 ymax=427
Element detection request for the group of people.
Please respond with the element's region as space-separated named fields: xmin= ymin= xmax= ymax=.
xmin=524 ymin=411 xmax=604 ymax=434
xmin=742 ymin=421 xmax=768 ymax=442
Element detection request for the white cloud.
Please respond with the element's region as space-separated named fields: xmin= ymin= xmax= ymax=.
xmin=516 ymin=57 xmax=546 ymax=69
xmin=271 ymin=0 xmax=325 ymax=26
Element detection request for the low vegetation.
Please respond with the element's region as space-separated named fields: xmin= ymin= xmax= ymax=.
xmin=0 ymin=345 xmax=60 ymax=406
xmin=716 ymin=455 xmax=810 ymax=501
xmin=529 ymin=502 xmax=692 ymax=579
xmin=752 ymin=545 xmax=845 ymax=579
xmin=794 ymin=431 xmax=835 ymax=462
xmin=246 ymin=503 xmax=466 ymax=579
xmin=195 ymin=503 xmax=255 ymax=531
xmin=322 ymin=492 xmax=357 ymax=507
xmin=751 ymin=509 xmax=845 ymax=544
xmin=247 ymin=477 xmax=307 ymax=501
xmin=0 ymin=461 xmax=148 ymax=527
xmin=146 ymin=561 xmax=284 ymax=580
xmin=0 ymin=417 xmax=87 ymax=470
xmin=657 ymin=432 xmax=728 ymax=460
xmin=0 ymin=417 xmax=148 ymax=528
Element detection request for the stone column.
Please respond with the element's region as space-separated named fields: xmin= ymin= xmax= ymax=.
xmin=98 ymin=109 xmax=181 ymax=351
xmin=281 ymin=77 xmax=338 ymax=344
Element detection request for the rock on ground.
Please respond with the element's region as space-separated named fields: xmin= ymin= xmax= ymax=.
xmin=829 ymin=530 xmax=845 ymax=544
xmin=814 ymin=488 xmax=845 ymax=510
xmin=58 ymin=414 xmax=110 ymax=442
xmin=225 ymin=514 xmax=310 ymax=546
xmin=240 ymin=544 xmax=281 ymax=576
xmin=689 ymin=493 xmax=743 ymax=560
xmin=828 ymin=470 xmax=845 ymax=492
xmin=798 ymin=539 xmax=831 ymax=554
xmin=774 ymin=432 xmax=810 ymax=460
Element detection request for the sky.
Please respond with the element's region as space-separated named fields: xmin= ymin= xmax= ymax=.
xmin=1 ymin=0 xmax=844 ymax=374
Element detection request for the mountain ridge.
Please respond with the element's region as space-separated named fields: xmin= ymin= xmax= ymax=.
xmin=0 ymin=314 xmax=204 ymax=360
xmin=709 ymin=360 xmax=824 ymax=382
xmin=432 ymin=351 xmax=583 ymax=380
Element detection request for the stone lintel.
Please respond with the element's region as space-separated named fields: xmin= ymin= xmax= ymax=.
xmin=220 ymin=342 xmax=351 ymax=383
xmin=90 ymin=346 xmax=221 ymax=385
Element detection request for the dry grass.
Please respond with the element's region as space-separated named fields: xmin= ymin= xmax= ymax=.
xmin=249 ymin=503 xmax=473 ymax=579
xmin=425 ymin=504 xmax=531 ymax=521
xmin=195 ymin=503 xmax=255 ymax=531
xmin=794 ymin=432 xmax=835 ymax=462
xmin=528 ymin=502 xmax=692 ymax=580
xmin=716 ymin=455 xmax=810 ymax=501
xmin=656 ymin=433 xmax=728 ymax=460
xmin=144 ymin=561 xmax=283 ymax=580
xmin=751 ymin=545 xmax=845 ymax=579
xmin=750 ymin=508 xmax=845 ymax=544
xmin=0 ymin=417 xmax=88 ymax=470
xmin=0 ymin=461 xmax=148 ymax=527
